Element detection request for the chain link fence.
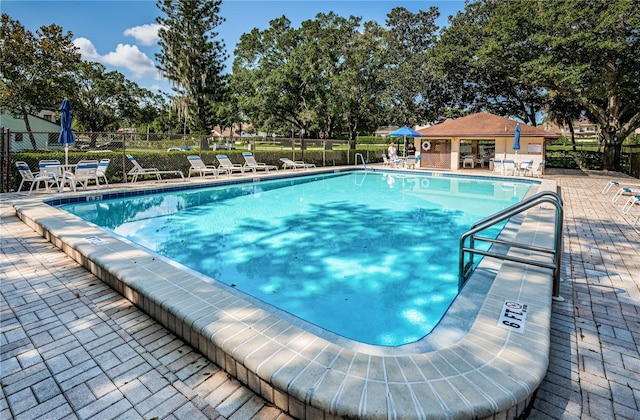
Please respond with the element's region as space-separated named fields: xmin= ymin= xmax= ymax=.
xmin=1 ymin=129 xmax=388 ymax=192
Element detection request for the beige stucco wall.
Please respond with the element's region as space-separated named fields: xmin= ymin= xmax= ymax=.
xmin=416 ymin=137 xmax=547 ymax=171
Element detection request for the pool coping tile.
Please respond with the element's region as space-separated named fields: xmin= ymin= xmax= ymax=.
xmin=11 ymin=169 xmax=559 ymax=419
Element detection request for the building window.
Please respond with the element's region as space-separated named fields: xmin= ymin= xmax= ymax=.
xmin=15 ymin=132 xmax=23 ymax=142
xmin=48 ymin=133 xmax=58 ymax=145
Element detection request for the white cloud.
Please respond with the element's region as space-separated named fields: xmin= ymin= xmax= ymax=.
xmin=73 ymin=38 xmax=158 ymax=79
xmin=73 ymin=37 xmax=101 ymax=61
xmin=102 ymin=44 xmax=157 ymax=78
xmin=124 ymin=24 xmax=163 ymax=46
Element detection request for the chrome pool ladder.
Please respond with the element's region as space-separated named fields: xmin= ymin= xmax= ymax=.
xmin=355 ymin=153 xmax=366 ymax=170
xmin=459 ymin=190 xmax=564 ymax=301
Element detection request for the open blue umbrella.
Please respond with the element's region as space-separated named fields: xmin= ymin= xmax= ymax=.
xmin=388 ymin=126 xmax=422 ymax=157
xmin=58 ymin=99 xmax=75 ymax=166
xmin=513 ymin=123 xmax=521 ymax=161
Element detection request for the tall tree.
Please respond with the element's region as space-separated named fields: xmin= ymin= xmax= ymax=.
xmin=156 ymin=0 xmax=228 ymax=134
xmin=432 ymin=2 xmax=546 ymax=126
xmin=478 ymin=0 xmax=640 ymax=171
xmin=232 ymin=16 xmax=309 ymax=136
xmin=380 ymin=7 xmax=442 ymax=126
xmin=71 ymin=62 xmax=158 ymax=134
xmin=545 ymin=92 xmax=585 ymax=152
xmin=0 ymin=14 xmax=80 ymax=149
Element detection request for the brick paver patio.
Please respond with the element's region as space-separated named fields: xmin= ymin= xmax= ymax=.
xmin=1 ymin=168 xmax=638 ymax=419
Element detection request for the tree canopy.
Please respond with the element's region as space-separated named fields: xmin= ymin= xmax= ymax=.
xmin=156 ymin=0 xmax=228 ymax=134
xmin=450 ymin=0 xmax=640 ymax=170
xmin=0 ymin=13 xmax=80 ymax=148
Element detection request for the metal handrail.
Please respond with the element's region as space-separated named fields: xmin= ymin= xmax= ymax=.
xmin=459 ymin=191 xmax=564 ymax=301
xmin=355 ymin=153 xmax=366 ymax=170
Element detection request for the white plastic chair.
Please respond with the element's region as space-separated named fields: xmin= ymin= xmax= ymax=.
xmin=15 ymin=161 xmax=56 ymax=195
xmin=38 ymin=160 xmax=64 ymax=192
xmin=493 ymin=159 xmax=504 ymax=174
xmin=66 ymin=160 xmax=100 ymax=191
xmin=532 ymin=161 xmax=545 ymax=178
xmin=503 ymin=160 xmax=515 ymax=176
xmin=96 ymin=159 xmax=110 ymax=187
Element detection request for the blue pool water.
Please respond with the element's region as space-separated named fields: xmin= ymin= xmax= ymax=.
xmin=61 ymin=172 xmax=532 ymax=346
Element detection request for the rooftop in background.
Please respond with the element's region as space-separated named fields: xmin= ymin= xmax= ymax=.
xmin=418 ymin=112 xmax=560 ymax=139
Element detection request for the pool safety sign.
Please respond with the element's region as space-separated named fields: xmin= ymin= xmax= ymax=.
xmin=84 ymin=236 xmax=107 ymax=246
xmin=498 ymin=301 xmax=528 ymax=333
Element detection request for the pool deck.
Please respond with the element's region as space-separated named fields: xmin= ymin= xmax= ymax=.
xmin=1 ymin=168 xmax=639 ymax=419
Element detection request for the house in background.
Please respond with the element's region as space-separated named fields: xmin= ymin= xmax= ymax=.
xmin=541 ymin=117 xmax=599 ymax=141
xmin=374 ymin=126 xmax=400 ymax=137
xmin=1 ymin=112 xmax=61 ymax=151
xmin=416 ymin=113 xmax=560 ymax=171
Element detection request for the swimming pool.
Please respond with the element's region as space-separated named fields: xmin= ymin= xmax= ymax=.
xmin=60 ymin=171 xmax=531 ymax=346
xmin=16 ymin=167 xmax=557 ymax=418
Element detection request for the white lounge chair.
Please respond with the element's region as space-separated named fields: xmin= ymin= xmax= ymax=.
xmin=602 ymin=180 xmax=640 ymax=194
xmin=127 ymin=154 xmax=184 ymax=182
xmin=96 ymin=159 xmax=110 ymax=187
xmin=216 ymin=154 xmax=246 ymax=176
xmin=279 ymin=158 xmax=316 ymax=170
xmin=612 ymin=187 xmax=640 ymax=203
xmin=187 ymin=155 xmax=220 ymax=178
xmin=621 ymin=195 xmax=640 ymax=232
xmin=66 ymin=160 xmax=100 ymax=191
xmin=15 ymin=161 xmax=58 ymax=195
xmin=242 ymin=152 xmax=278 ymax=173
xmin=622 ymin=194 xmax=640 ymax=214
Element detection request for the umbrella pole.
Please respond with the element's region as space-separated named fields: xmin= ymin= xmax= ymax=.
xmin=65 ymin=144 xmax=69 ymax=166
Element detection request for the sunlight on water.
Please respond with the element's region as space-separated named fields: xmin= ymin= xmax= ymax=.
xmin=61 ymin=172 xmax=531 ymax=346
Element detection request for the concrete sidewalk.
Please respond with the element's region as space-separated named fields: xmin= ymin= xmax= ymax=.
xmin=1 ymin=169 xmax=639 ymax=419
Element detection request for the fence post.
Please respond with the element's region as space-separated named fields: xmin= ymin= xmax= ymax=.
xmin=1 ymin=128 xmax=10 ymax=193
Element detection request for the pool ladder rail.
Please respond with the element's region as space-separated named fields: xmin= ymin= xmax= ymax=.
xmin=355 ymin=152 xmax=366 ymax=170
xmin=459 ymin=190 xmax=564 ymax=301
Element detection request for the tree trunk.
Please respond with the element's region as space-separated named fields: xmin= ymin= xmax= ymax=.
xmin=21 ymin=110 xmax=38 ymax=150
xmin=568 ymin=122 xmax=577 ymax=152
xmin=601 ymin=129 xmax=623 ymax=171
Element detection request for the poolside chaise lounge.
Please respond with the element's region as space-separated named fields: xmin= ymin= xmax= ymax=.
xmin=622 ymin=194 xmax=640 ymax=214
xmin=242 ymin=152 xmax=278 ymax=173
xmin=601 ymin=180 xmax=640 ymax=194
xmin=611 ymin=186 xmax=640 ymax=203
xmin=279 ymin=157 xmax=316 ymax=170
xmin=187 ymin=155 xmax=221 ymax=178
xmin=216 ymin=154 xmax=246 ymax=176
xmin=127 ymin=154 xmax=184 ymax=182
xmin=621 ymin=195 xmax=640 ymax=232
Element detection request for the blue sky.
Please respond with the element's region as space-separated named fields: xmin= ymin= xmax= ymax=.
xmin=4 ymin=0 xmax=466 ymax=94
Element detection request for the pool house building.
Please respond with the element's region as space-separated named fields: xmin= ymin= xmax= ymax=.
xmin=415 ymin=112 xmax=560 ymax=171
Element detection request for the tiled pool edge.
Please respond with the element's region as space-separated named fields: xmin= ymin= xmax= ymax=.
xmin=12 ymin=175 xmax=558 ymax=419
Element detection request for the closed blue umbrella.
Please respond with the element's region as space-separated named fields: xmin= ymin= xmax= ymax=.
xmin=58 ymin=99 xmax=75 ymax=165
xmin=513 ymin=123 xmax=521 ymax=161
xmin=388 ymin=126 xmax=422 ymax=157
